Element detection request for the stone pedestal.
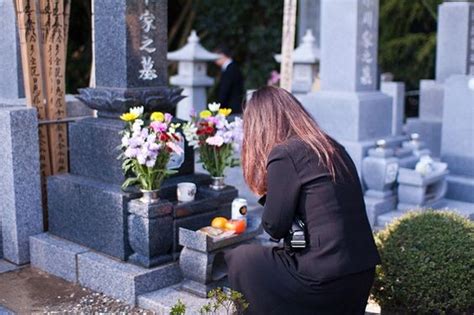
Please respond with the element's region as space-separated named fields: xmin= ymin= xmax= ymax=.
xmin=300 ymin=0 xmax=404 ymax=175
xmin=441 ymin=75 xmax=474 ymax=202
xmin=0 ymin=104 xmax=43 ymax=265
xmin=397 ymin=162 xmax=448 ymax=211
xmin=179 ymin=215 xmax=263 ymax=298
xmin=128 ymin=199 xmax=174 ymax=268
xmin=362 ymin=143 xmax=399 ymax=227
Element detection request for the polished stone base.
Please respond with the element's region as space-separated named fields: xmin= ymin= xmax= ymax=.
xmin=29 ymin=233 xmax=182 ymax=306
xmin=30 ymin=233 xmax=89 ymax=283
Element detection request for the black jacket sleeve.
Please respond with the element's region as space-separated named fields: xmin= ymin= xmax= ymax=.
xmin=261 ymin=144 xmax=301 ymax=240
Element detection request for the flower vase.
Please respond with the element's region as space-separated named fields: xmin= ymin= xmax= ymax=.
xmin=140 ymin=189 xmax=160 ymax=204
xmin=210 ymin=176 xmax=226 ymax=191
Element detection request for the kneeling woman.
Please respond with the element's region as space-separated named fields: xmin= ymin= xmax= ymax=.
xmin=225 ymin=86 xmax=381 ymax=315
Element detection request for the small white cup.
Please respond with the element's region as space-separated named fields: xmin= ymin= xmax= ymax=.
xmin=177 ymin=182 xmax=197 ymax=202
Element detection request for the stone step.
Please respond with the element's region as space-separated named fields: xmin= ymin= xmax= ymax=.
xmin=446 ymin=174 xmax=474 ymax=203
xmin=138 ymin=284 xmax=227 ymax=315
xmin=0 ymin=259 xmax=18 ymax=274
xmin=30 ymin=233 xmax=183 ymax=306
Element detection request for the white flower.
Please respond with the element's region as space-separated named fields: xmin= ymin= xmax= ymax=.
xmin=129 ymin=106 xmax=144 ymax=117
xmin=132 ymin=119 xmax=144 ymax=133
xmin=146 ymin=159 xmax=156 ymax=168
xmin=208 ymin=102 xmax=221 ymax=112
xmin=121 ymin=134 xmax=129 ymax=147
xmin=206 ymin=135 xmax=225 ymax=147
xmin=137 ymin=153 xmax=147 ymax=165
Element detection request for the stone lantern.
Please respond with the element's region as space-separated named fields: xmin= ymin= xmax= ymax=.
xmin=168 ymin=30 xmax=220 ymax=121
xmin=275 ymin=29 xmax=320 ymax=96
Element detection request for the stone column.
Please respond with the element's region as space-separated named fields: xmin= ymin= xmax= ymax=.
xmin=0 ymin=104 xmax=43 ymax=265
xmin=0 ymin=0 xmax=24 ymax=99
xmin=441 ymin=75 xmax=474 ymax=203
xmin=406 ymin=1 xmax=474 ymax=156
xmin=380 ymin=81 xmax=405 ymax=136
xmin=299 ymin=0 xmax=404 ymax=174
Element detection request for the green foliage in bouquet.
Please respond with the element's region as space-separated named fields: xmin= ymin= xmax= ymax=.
xmin=372 ymin=210 xmax=474 ymax=314
xmin=199 ymin=143 xmax=239 ymax=178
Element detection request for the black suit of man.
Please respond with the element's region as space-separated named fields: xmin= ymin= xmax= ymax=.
xmin=217 ymin=62 xmax=244 ymax=114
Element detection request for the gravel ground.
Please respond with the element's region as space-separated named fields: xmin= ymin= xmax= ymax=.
xmin=0 ymin=267 xmax=152 ymax=314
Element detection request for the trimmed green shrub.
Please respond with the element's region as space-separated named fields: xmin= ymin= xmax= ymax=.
xmin=372 ymin=210 xmax=474 ymax=314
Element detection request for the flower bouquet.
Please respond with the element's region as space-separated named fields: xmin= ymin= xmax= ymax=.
xmin=182 ymin=102 xmax=242 ymax=190
xmin=119 ymin=106 xmax=183 ymax=203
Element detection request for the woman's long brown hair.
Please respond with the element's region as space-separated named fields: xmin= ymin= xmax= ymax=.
xmin=242 ymin=86 xmax=346 ymax=195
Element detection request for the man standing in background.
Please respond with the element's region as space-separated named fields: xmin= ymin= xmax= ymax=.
xmin=214 ymin=46 xmax=245 ymax=115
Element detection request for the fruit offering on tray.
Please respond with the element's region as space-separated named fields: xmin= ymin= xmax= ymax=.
xmin=199 ymin=226 xmax=235 ymax=240
xmin=209 ymin=216 xmax=247 ymax=234
xmin=225 ymin=219 xmax=247 ymax=234
xmin=211 ymin=217 xmax=229 ymax=229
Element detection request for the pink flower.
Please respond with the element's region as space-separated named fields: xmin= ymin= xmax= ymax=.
xmin=164 ymin=113 xmax=173 ymax=123
xmin=167 ymin=142 xmax=184 ymax=155
xmin=206 ymin=135 xmax=224 ymax=147
xmin=150 ymin=121 xmax=167 ymax=133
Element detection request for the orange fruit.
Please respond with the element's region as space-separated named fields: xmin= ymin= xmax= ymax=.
xmin=225 ymin=219 xmax=246 ymax=234
xmin=211 ymin=217 xmax=228 ymax=229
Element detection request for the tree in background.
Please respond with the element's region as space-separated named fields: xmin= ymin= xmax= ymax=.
xmin=169 ymin=0 xmax=284 ymax=97
xmin=378 ymin=0 xmax=442 ymax=90
xmin=65 ymin=0 xmax=92 ymax=93
xmin=66 ymin=0 xmax=442 ymax=97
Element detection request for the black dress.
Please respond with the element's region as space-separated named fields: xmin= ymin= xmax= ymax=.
xmin=225 ymin=137 xmax=381 ymax=315
xmin=217 ymin=61 xmax=244 ymax=114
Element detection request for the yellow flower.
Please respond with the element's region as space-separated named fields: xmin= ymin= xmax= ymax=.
xmin=218 ymin=108 xmax=232 ymax=116
xmin=151 ymin=112 xmax=165 ymax=122
xmin=120 ymin=112 xmax=139 ymax=122
xmin=199 ymin=110 xmax=212 ymax=119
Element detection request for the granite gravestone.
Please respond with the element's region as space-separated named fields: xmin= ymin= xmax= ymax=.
xmin=406 ymin=2 xmax=474 ymax=156
xmin=47 ymin=0 xmax=237 ymax=263
xmin=48 ymin=0 xmax=183 ymax=260
xmin=299 ymin=0 xmax=403 ymax=174
xmin=0 ymin=0 xmax=24 ymax=99
xmin=441 ymin=75 xmax=474 ymax=203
